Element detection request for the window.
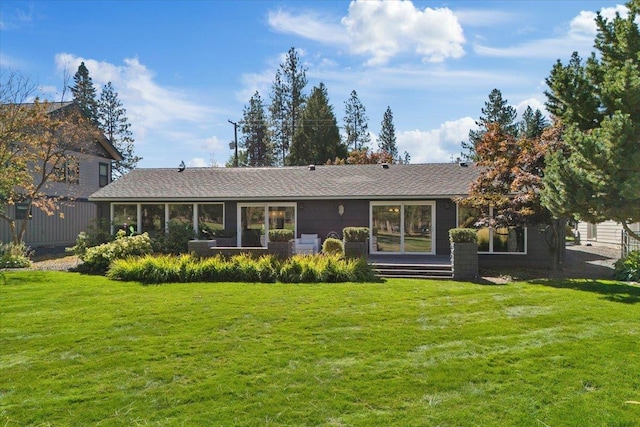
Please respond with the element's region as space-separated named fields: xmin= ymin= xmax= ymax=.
xmin=15 ymin=202 xmax=31 ymax=220
xmin=457 ymin=205 xmax=526 ymax=253
xmin=113 ymin=204 xmax=137 ymax=234
xmin=99 ymin=162 xmax=109 ymax=187
xmin=370 ymin=202 xmax=434 ymax=254
xmin=141 ymin=204 xmax=166 ymax=235
xmin=198 ymin=203 xmax=224 ymax=236
xmin=54 ymin=156 xmax=80 ymax=184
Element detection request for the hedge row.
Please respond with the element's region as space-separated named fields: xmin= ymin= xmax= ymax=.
xmin=107 ymin=253 xmax=378 ymax=284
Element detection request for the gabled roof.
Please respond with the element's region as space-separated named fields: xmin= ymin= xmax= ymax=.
xmin=6 ymin=101 xmax=123 ymax=161
xmin=90 ymin=163 xmax=480 ymax=202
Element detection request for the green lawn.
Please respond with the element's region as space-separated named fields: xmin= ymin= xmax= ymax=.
xmin=2 ymin=272 xmax=639 ymax=426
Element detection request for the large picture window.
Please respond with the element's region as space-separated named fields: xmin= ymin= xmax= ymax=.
xmin=371 ymin=202 xmax=434 ymax=254
xmin=113 ymin=204 xmax=137 ymax=233
xmin=458 ymin=205 xmax=526 ymax=253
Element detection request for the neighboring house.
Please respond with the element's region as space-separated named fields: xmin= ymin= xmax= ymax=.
xmin=0 ymin=102 xmax=122 ymax=247
xmin=576 ymin=221 xmax=640 ymax=245
xmin=89 ymin=162 xmax=563 ymax=269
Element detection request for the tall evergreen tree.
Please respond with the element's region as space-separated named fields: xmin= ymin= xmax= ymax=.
xmin=98 ymin=82 xmax=140 ymax=178
xmin=269 ymin=47 xmax=308 ymax=165
xmin=463 ymin=88 xmax=517 ymax=160
xmin=519 ymin=106 xmax=548 ymax=139
xmin=343 ymin=90 xmax=370 ymax=151
xmin=70 ymin=62 xmax=99 ymax=124
xmin=289 ymin=83 xmax=346 ymax=166
xmin=378 ymin=106 xmax=398 ymax=162
xmin=542 ymin=1 xmax=640 ymax=241
xmin=240 ymin=91 xmax=272 ymax=167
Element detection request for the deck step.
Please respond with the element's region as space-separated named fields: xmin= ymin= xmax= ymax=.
xmin=371 ymin=262 xmax=453 ymax=279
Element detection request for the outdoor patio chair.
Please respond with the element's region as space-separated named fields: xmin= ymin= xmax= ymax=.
xmin=294 ymin=233 xmax=321 ymax=255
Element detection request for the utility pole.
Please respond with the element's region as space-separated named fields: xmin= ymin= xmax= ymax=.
xmin=228 ymin=119 xmax=239 ymax=167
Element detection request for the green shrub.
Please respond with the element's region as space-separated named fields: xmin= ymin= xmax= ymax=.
xmin=80 ymin=230 xmax=153 ymax=274
xmin=268 ymin=229 xmax=294 ymax=242
xmin=107 ymin=252 xmax=376 ymax=284
xmin=343 ymin=227 xmax=369 ymax=242
xmin=66 ymin=219 xmax=113 ymax=257
xmin=322 ymin=238 xmax=344 ymax=256
xmin=0 ymin=242 xmax=32 ymax=268
xmin=614 ymin=250 xmax=640 ymax=282
xmin=152 ymin=222 xmax=196 ymax=255
xmin=449 ymin=228 xmax=478 ymax=243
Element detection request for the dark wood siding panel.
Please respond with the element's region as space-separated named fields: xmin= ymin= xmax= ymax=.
xmin=297 ymin=200 xmax=369 ymax=240
xmin=436 ymin=199 xmax=457 ymax=256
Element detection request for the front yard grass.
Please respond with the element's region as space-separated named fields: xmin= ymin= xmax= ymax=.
xmin=1 ymin=271 xmax=639 ymax=426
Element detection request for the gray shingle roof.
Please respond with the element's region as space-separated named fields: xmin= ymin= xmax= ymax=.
xmin=89 ymin=163 xmax=480 ymax=202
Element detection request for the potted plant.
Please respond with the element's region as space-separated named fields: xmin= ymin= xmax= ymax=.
xmin=267 ymin=229 xmax=294 ymax=259
xmin=449 ymin=228 xmax=478 ymax=280
xmin=343 ymin=226 xmax=369 ymax=258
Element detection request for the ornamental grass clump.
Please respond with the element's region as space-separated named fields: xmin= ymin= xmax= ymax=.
xmin=0 ymin=242 xmax=32 ymax=268
xmin=107 ymin=253 xmax=376 ymax=284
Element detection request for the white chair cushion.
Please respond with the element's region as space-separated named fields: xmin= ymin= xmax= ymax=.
xmin=300 ymin=234 xmax=318 ymax=243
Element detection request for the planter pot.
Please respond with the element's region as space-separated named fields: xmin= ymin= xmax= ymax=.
xmin=268 ymin=240 xmax=295 ymax=259
xmin=215 ymin=236 xmax=237 ymax=247
xmin=188 ymin=239 xmax=217 ymax=257
xmin=344 ymin=240 xmax=369 ymax=258
xmin=451 ymin=241 xmax=478 ymax=281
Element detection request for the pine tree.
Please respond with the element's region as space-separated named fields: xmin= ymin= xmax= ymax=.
xmin=378 ymin=106 xmax=398 ymax=162
xmin=289 ymin=83 xmax=346 ymax=166
xmin=70 ymin=62 xmax=99 ymax=124
xmin=343 ymin=90 xmax=370 ymax=151
xmin=542 ymin=1 xmax=640 ymax=241
xmin=240 ymin=91 xmax=272 ymax=167
xmin=269 ymin=47 xmax=308 ymax=165
xmin=519 ymin=106 xmax=548 ymax=139
xmin=98 ymin=82 xmax=140 ymax=178
xmin=463 ymin=88 xmax=517 ymax=160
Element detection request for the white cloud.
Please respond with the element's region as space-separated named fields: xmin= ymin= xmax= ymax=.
xmin=268 ymin=0 xmax=465 ymax=66
xmin=474 ymin=4 xmax=631 ymax=59
xmin=268 ymin=9 xmax=348 ymax=45
xmin=398 ymin=117 xmax=476 ymax=163
xmin=54 ymin=53 xmax=217 ymax=144
xmin=188 ymin=157 xmax=208 ymax=168
xmin=515 ymin=97 xmax=548 ymax=118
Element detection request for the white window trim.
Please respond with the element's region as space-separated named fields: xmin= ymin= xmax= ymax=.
xmin=369 ymin=201 xmax=436 ymax=255
xmin=237 ymin=202 xmax=297 ymax=247
xmin=456 ymin=205 xmax=528 ymax=255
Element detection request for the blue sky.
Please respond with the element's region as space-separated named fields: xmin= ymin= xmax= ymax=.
xmin=0 ymin=0 xmax=628 ymax=168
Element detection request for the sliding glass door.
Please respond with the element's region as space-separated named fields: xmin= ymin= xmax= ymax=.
xmin=239 ymin=203 xmax=296 ymax=247
xmin=371 ymin=202 xmax=434 ymax=254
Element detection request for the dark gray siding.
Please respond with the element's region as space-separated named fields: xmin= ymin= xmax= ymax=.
xmin=436 ymin=199 xmax=457 ymax=256
xmin=297 ymin=199 xmax=369 ymax=239
xmin=479 ymin=222 xmax=566 ymax=270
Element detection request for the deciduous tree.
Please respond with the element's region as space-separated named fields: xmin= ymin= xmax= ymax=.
xmin=1 ymin=71 xmax=98 ymax=243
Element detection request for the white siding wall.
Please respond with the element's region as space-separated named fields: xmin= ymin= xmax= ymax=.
xmin=577 ymin=220 xmax=640 ymax=245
